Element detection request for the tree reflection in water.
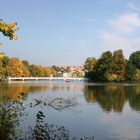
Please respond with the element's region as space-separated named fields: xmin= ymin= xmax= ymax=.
xmin=1 ymin=82 xmax=140 ymax=139
xmin=84 ymin=84 xmax=140 ymax=112
xmin=0 ymin=92 xmax=93 ymax=140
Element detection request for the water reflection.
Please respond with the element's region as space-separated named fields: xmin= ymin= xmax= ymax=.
xmin=1 ymin=82 xmax=140 ymax=112
xmin=84 ymin=84 xmax=140 ymax=112
xmin=0 ymin=82 xmax=29 ymax=102
xmin=0 ymin=82 xmax=84 ymax=102
xmin=1 ymin=82 xmax=140 ymax=139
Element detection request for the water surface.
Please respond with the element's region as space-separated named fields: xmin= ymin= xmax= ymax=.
xmin=0 ymin=81 xmax=140 ymax=140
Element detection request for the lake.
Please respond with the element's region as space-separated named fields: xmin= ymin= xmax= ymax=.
xmin=0 ymin=81 xmax=140 ymax=140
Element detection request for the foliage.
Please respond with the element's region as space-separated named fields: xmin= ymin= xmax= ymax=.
xmin=84 ymin=57 xmax=97 ymax=72
xmin=28 ymin=111 xmax=70 ymax=140
xmin=0 ymin=67 xmax=6 ymax=78
xmin=0 ymin=19 xmax=18 ymax=40
xmin=72 ymin=71 xmax=83 ymax=78
xmin=2 ymin=56 xmax=9 ymax=67
xmin=0 ymin=93 xmax=26 ymax=140
xmin=22 ymin=60 xmax=29 ymax=68
xmin=126 ymin=60 xmax=136 ymax=81
xmin=129 ymin=51 xmax=140 ymax=69
xmin=84 ymin=49 xmax=140 ymax=82
xmin=29 ymin=65 xmax=54 ymax=77
xmin=0 ymin=56 xmax=58 ymax=78
xmin=91 ymin=51 xmax=113 ymax=81
xmin=126 ymin=51 xmax=140 ymax=81
xmin=133 ymin=69 xmax=140 ymax=81
xmin=6 ymin=58 xmax=25 ymax=77
xmin=0 ymin=19 xmax=18 ymax=59
xmin=113 ymin=49 xmax=126 ymax=81
xmin=0 ymin=19 xmax=18 ymax=54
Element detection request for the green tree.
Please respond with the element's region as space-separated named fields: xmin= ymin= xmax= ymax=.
xmin=22 ymin=60 xmax=29 ymax=68
xmin=133 ymin=69 xmax=140 ymax=81
xmin=84 ymin=57 xmax=97 ymax=72
xmin=129 ymin=51 xmax=140 ymax=69
xmin=29 ymin=65 xmax=39 ymax=77
xmin=94 ymin=51 xmax=113 ymax=81
xmin=126 ymin=51 xmax=140 ymax=81
xmin=113 ymin=49 xmax=126 ymax=81
xmin=2 ymin=56 xmax=9 ymax=67
xmin=126 ymin=60 xmax=135 ymax=81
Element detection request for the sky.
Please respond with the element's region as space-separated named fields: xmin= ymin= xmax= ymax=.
xmin=1 ymin=0 xmax=140 ymax=66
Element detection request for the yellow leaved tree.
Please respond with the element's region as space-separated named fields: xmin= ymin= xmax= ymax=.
xmin=0 ymin=19 xmax=18 ymax=58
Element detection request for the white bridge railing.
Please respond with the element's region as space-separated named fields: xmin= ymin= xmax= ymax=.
xmin=7 ymin=77 xmax=84 ymax=81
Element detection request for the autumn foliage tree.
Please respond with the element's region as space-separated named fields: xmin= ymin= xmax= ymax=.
xmin=0 ymin=19 xmax=18 ymax=58
xmin=0 ymin=19 xmax=18 ymax=40
xmin=6 ymin=58 xmax=24 ymax=77
xmin=113 ymin=50 xmax=126 ymax=81
xmin=0 ymin=20 xmax=18 ymax=79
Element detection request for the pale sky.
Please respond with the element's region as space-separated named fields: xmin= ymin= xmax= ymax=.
xmin=1 ymin=0 xmax=140 ymax=66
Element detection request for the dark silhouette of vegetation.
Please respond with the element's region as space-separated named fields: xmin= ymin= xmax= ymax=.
xmin=84 ymin=84 xmax=140 ymax=112
xmin=126 ymin=51 xmax=140 ymax=81
xmin=84 ymin=49 xmax=140 ymax=82
xmin=0 ymin=93 xmax=26 ymax=140
xmin=27 ymin=111 xmax=70 ymax=140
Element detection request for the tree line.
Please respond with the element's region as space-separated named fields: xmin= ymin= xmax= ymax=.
xmin=84 ymin=49 xmax=140 ymax=81
xmin=0 ymin=56 xmax=57 ymax=79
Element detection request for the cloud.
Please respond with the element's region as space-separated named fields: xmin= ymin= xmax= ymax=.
xmin=98 ymin=11 xmax=140 ymax=58
xmin=99 ymin=31 xmax=140 ymax=58
xmin=108 ymin=12 xmax=140 ymax=33
xmin=129 ymin=2 xmax=140 ymax=12
xmin=99 ymin=31 xmax=132 ymax=57
xmin=99 ymin=32 xmax=130 ymax=48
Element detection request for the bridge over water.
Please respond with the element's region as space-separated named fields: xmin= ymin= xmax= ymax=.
xmin=7 ymin=77 xmax=85 ymax=81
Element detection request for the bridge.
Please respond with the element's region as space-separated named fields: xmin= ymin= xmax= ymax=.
xmin=7 ymin=77 xmax=84 ymax=81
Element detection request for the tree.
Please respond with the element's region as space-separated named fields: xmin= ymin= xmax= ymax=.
xmin=22 ymin=60 xmax=29 ymax=68
xmin=95 ymin=51 xmax=113 ymax=81
xmin=84 ymin=57 xmax=97 ymax=72
xmin=0 ymin=67 xmax=5 ymax=78
xmin=0 ymin=19 xmax=18 ymax=58
xmin=6 ymin=58 xmax=23 ymax=77
xmin=29 ymin=65 xmax=38 ymax=77
xmin=126 ymin=51 xmax=140 ymax=81
xmin=113 ymin=49 xmax=126 ymax=81
xmin=129 ymin=51 xmax=140 ymax=69
xmin=22 ymin=65 xmax=30 ymax=77
xmin=126 ymin=61 xmax=135 ymax=81
xmin=0 ymin=19 xmax=18 ymax=40
xmin=2 ymin=56 xmax=9 ymax=67
xmin=133 ymin=69 xmax=140 ymax=81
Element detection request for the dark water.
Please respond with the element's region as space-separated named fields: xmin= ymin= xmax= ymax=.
xmin=0 ymin=81 xmax=140 ymax=140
